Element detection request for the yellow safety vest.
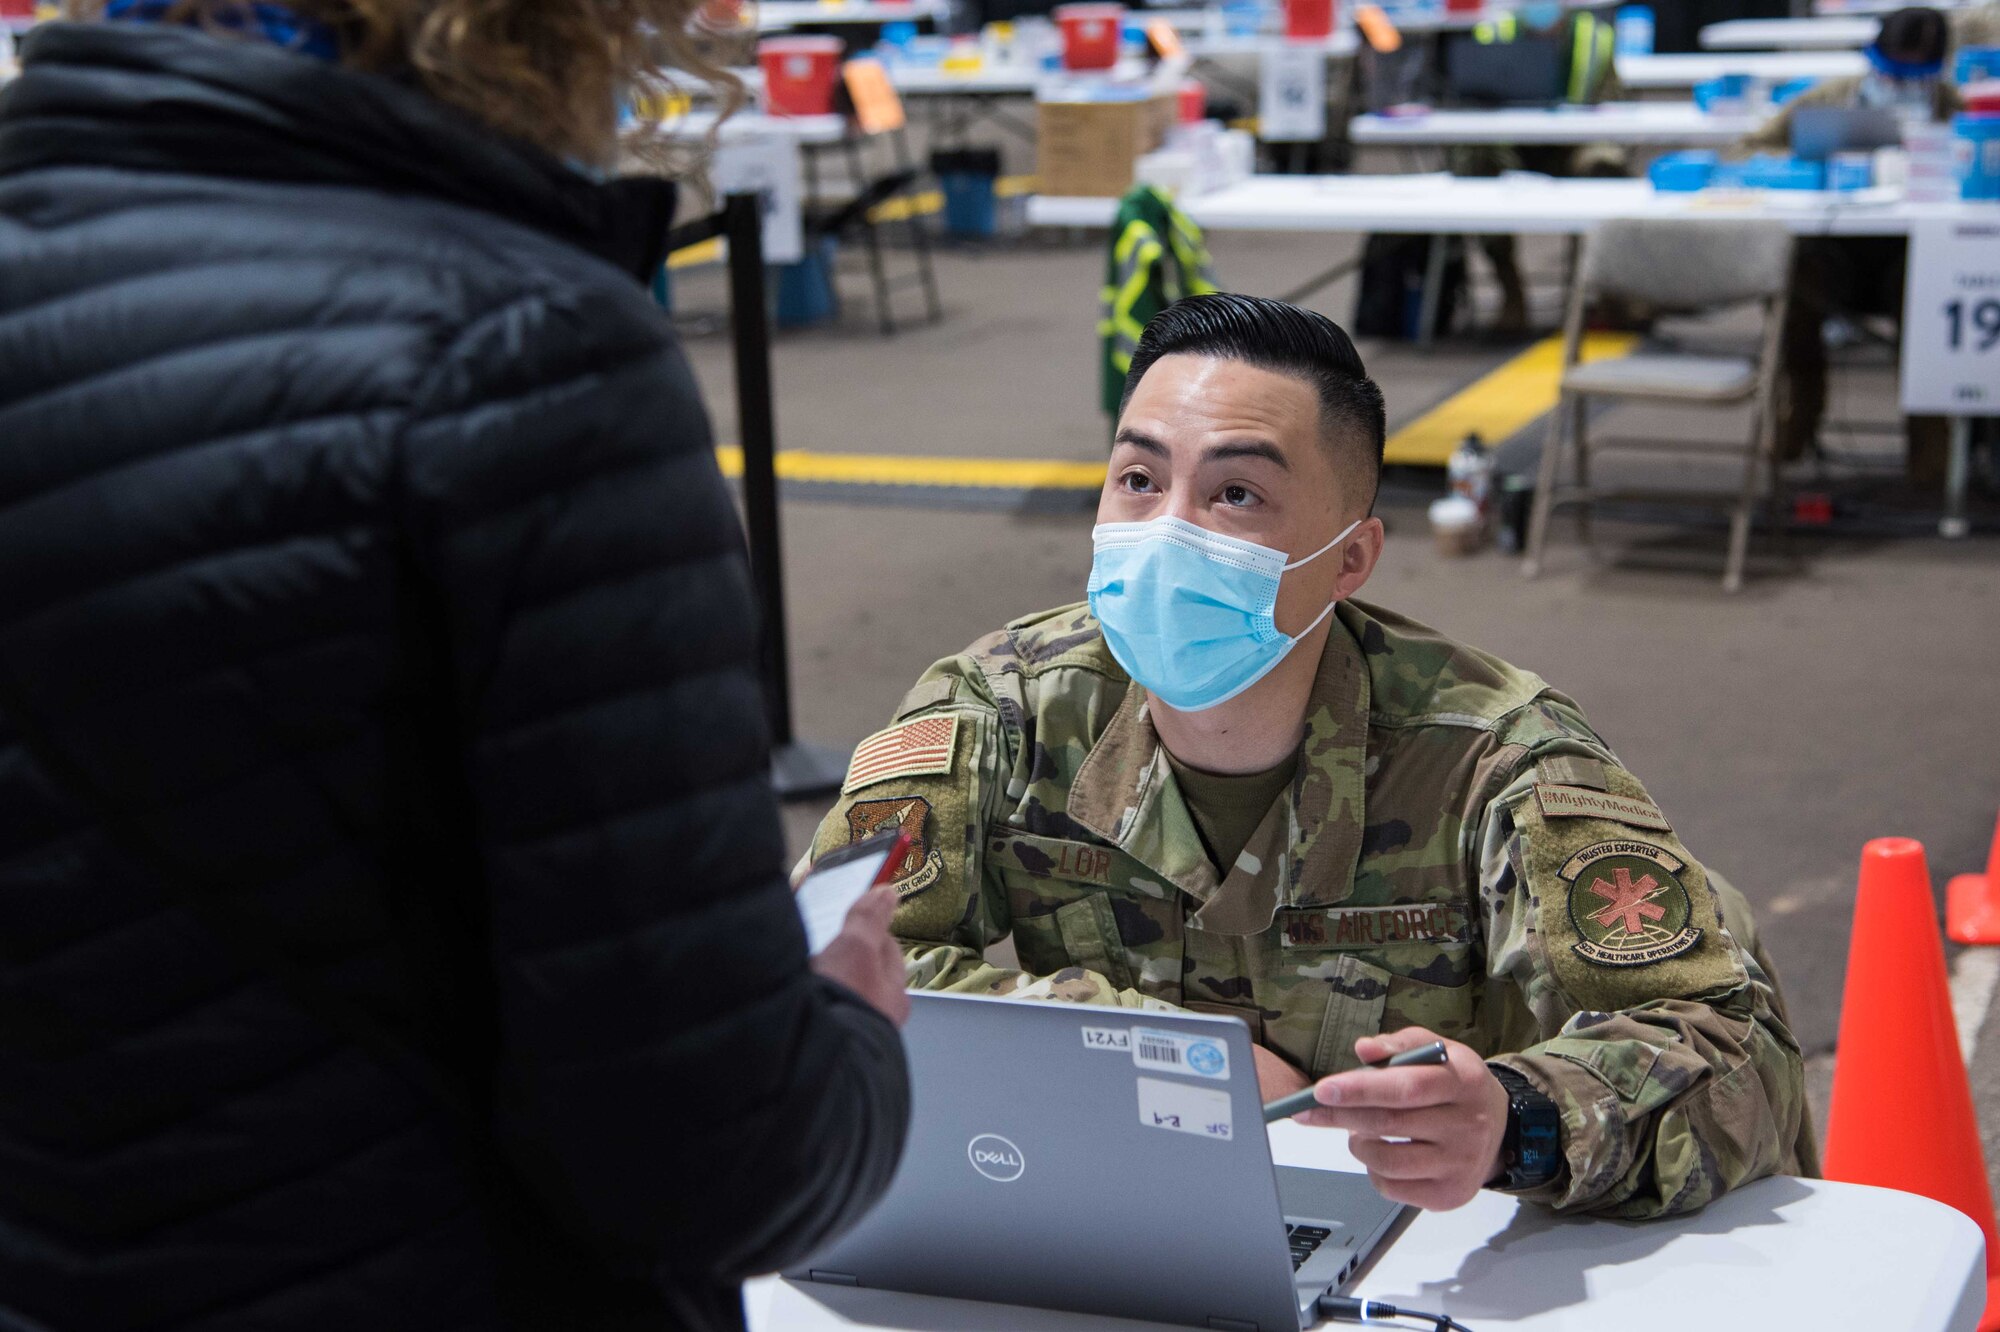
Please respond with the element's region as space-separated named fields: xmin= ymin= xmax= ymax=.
xmin=1473 ymin=11 xmax=1613 ymax=104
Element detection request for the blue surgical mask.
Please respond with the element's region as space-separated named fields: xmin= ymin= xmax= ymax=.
xmin=1087 ymin=515 xmax=1361 ymax=713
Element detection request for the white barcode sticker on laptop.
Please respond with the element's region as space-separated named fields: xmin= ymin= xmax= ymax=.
xmin=1137 ymin=1077 xmax=1234 ymax=1141
xmin=1131 ymin=1027 xmax=1230 ymax=1081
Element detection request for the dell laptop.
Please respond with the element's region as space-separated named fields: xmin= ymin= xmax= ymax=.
xmin=786 ymin=993 xmax=1407 ymax=1331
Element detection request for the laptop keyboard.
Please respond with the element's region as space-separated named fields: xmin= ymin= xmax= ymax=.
xmin=1285 ymin=1223 xmax=1331 ymax=1271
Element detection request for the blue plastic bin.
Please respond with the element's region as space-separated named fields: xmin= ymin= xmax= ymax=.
xmin=940 ymin=174 xmax=998 ymax=237
xmin=1649 ymin=150 xmax=1717 ymax=191
xmin=775 ymin=237 xmax=839 ymax=327
xmin=932 ymin=148 xmax=1002 ymax=238
xmin=1954 ymin=46 xmax=2000 ymax=86
xmin=1958 ymin=112 xmax=2000 ymax=200
xmin=1725 ymin=154 xmax=1825 ymax=190
xmin=1693 ymin=74 xmax=1749 ymax=112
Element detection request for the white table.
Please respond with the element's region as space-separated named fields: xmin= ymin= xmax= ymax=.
xmin=1700 ymin=16 xmax=1881 ymax=51
xmin=746 ymin=1122 xmax=1987 ymax=1332
xmin=669 ymin=110 xmax=851 ymax=144
xmin=1137 ymin=1 xmax=1609 ymax=37
xmin=756 ymin=0 xmax=949 ymax=31
xmin=1182 ymin=30 xmax=1360 ymax=59
xmin=888 ymin=64 xmax=1042 ymax=95
xmin=1615 ymin=50 xmax=1867 ymax=90
xmin=1815 ymin=0 xmax=1977 ymax=12
xmin=1349 ymin=102 xmax=1758 ymax=148
xmin=1029 ymin=172 xmax=1992 ymax=237
xmin=1382 ymin=0 xmax=1618 ymax=36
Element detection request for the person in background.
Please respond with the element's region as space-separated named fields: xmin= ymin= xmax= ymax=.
xmin=1456 ymin=0 xmax=1624 ymax=333
xmin=803 ymin=294 xmax=1815 ymax=1220
xmin=0 ymin=4 xmax=910 ymax=1331
xmin=1740 ymin=5 xmax=2000 ymax=477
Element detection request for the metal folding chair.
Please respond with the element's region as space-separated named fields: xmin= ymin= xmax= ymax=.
xmin=1522 ymin=217 xmax=1795 ymax=593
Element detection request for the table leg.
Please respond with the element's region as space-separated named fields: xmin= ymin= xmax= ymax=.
xmin=1940 ymin=415 xmax=1971 ymax=540
xmin=1416 ymin=232 xmax=1448 ymax=351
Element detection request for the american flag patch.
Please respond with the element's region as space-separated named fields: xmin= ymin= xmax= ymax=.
xmin=841 ymin=715 xmax=961 ymax=795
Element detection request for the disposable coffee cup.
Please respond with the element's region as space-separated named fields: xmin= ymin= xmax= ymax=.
xmin=1429 ymin=495 xmax=1484 ymax=557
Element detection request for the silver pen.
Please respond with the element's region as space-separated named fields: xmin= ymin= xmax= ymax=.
xmin=1260 ymin=1040 xmax=1451 ymax=1123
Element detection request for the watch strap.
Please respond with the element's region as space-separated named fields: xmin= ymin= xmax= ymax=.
xmin=1490 ymin=1064 xmax=1563 ymax=1191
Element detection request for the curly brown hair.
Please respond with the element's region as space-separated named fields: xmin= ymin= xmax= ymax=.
xmin=63 ymin=0 xmax=745 ymax=168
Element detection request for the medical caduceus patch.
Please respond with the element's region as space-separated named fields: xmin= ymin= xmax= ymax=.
xmin=1561 ymin=840 xmax=1703 ymax=968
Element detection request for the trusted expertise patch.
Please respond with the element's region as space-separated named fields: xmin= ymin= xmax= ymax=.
xmin=1560 ymin=840 xmax=1703 ymax=968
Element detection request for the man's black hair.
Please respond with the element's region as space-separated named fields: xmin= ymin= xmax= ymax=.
xmin=1875 ymin=7 xmax=1948 ymax=66
xmin=1118 ymin=293 xmax=1389 ymax=510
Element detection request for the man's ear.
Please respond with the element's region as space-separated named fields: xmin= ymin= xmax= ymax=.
xmin=1335 ymin=516 xmax=1386 ymax=601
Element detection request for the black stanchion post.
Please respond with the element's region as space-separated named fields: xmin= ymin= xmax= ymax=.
xmin=721 ymin=192 xmax=850 ymax=799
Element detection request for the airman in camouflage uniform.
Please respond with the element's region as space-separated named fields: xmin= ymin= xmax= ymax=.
xmin=808 ymin=597 xmax=1818 ymax=1219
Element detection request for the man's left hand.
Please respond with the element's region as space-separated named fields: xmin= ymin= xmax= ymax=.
xmin=1291 ymin=1027 xmax=1510 ymax=1211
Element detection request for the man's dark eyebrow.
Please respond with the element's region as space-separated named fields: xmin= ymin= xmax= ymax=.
xmin=1112 ymin=429 xmax=1168 ymax=457
xmin=1205 ymin=439 xmax=1290 ymax=470
xmin=1112 ymin=431 xmax=1290 ymax=471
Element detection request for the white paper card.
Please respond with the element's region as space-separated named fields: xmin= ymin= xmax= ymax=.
xmin=1132 ymin=1026 xmax=1231 ymax=1080
xmin=1081 ymin=1026 xmax=1133 ymax=1052
xmin=710 ymin=132 xmax=806 ymax=265
xmin=795 ymin=846 xmax=894 ymax=955
xmin=1137 ymin=1076 xmax=1234 ymax=1141
xmin=1259 ymin=43 xmax=1327 ymax=143
xmin=1900 ymin=218 xmax=2000 ymax=415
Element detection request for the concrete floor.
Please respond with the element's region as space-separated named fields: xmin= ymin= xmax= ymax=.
xmin=671 ymin=225 xmax=2000 ymax=1202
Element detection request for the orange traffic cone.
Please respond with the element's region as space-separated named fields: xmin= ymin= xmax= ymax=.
xmin=1948 ymin=812 xmax=2000 ymax=946
xmin=1823 ymin=838 xmax=2000 ymax=1329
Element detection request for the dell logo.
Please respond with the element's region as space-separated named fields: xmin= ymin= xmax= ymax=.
xmin=966 ymin=1134 xmax=1025 ymax=1182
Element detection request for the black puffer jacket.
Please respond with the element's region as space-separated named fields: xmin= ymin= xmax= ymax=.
xmin=0 ymin=22 xmax=907 ymax=1332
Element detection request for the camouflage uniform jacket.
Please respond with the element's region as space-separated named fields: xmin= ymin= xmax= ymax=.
xmin=809 ymin=600 xmax=1818 ymax=1218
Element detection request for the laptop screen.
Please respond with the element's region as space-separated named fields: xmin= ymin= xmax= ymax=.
xmin=1444 ymin=34 xmax=1564 ymax=107
xmin=1790 ymin=106 xmax=1902 ymax=161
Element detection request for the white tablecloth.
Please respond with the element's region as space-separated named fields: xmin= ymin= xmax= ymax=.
xmin=746 ymin=1121 xmax=1985 ymax=1332
xmin=1699 ymin=17 xmax=1881 ymax=50
xmin=1615 ymin=51 xmax=1867 ymax=90
xmin=1028 ymin=173 xmax=1993 ymax=237
xmin=1349 ymin=102 xmax=1758 ymax=147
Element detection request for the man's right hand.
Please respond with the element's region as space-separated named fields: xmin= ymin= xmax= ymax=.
xmin=810 ymin=884 xmax=911 ymax=1028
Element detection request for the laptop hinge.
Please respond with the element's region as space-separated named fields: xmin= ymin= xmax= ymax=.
xmin=1207 ymin=1318 xmax=1259 ymax=1332
xmin=805 ymin=1270 xmax=859 ymax=1286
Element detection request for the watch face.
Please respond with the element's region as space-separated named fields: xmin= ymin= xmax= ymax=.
xmin=1495 ymin=1071 xmax=1561 ymax=1188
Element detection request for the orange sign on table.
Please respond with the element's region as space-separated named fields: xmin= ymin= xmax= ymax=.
xmin=843 ymin=58 xmax=907 ymax=134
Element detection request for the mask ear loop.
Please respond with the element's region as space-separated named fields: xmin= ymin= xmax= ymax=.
xmin=1281 ymin=518 xmax=1363 ymax=572
xmin=1278 ymin=517 xmax=1365 ymax=645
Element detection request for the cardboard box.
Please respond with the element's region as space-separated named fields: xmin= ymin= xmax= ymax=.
xmin=1036 ymin=94 xmax=1176 ymax=199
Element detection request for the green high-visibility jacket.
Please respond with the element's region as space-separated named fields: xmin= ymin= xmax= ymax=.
xmin=1472 ymin=11 xmax=1618 ymax=105
xmin=1099 ymin=185 xmax=1219 ymax=417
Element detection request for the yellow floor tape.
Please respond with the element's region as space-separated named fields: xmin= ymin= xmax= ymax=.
xmin=867 ymin=190 xmax=944 ymax=224
xmin=1382 ymin=331 xmax=1638 ymax=467
xmin=709 ymin=333 xmax=1639 ymax=490
xmin=714 ymin=445 xmax=1108 ymax=490
xmin=666 ymin=236 xmax=724 ymax=270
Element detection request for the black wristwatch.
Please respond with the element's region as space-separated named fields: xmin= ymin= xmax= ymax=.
xmin=1488 ymin=1065 xmax=1562 ymax=1192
